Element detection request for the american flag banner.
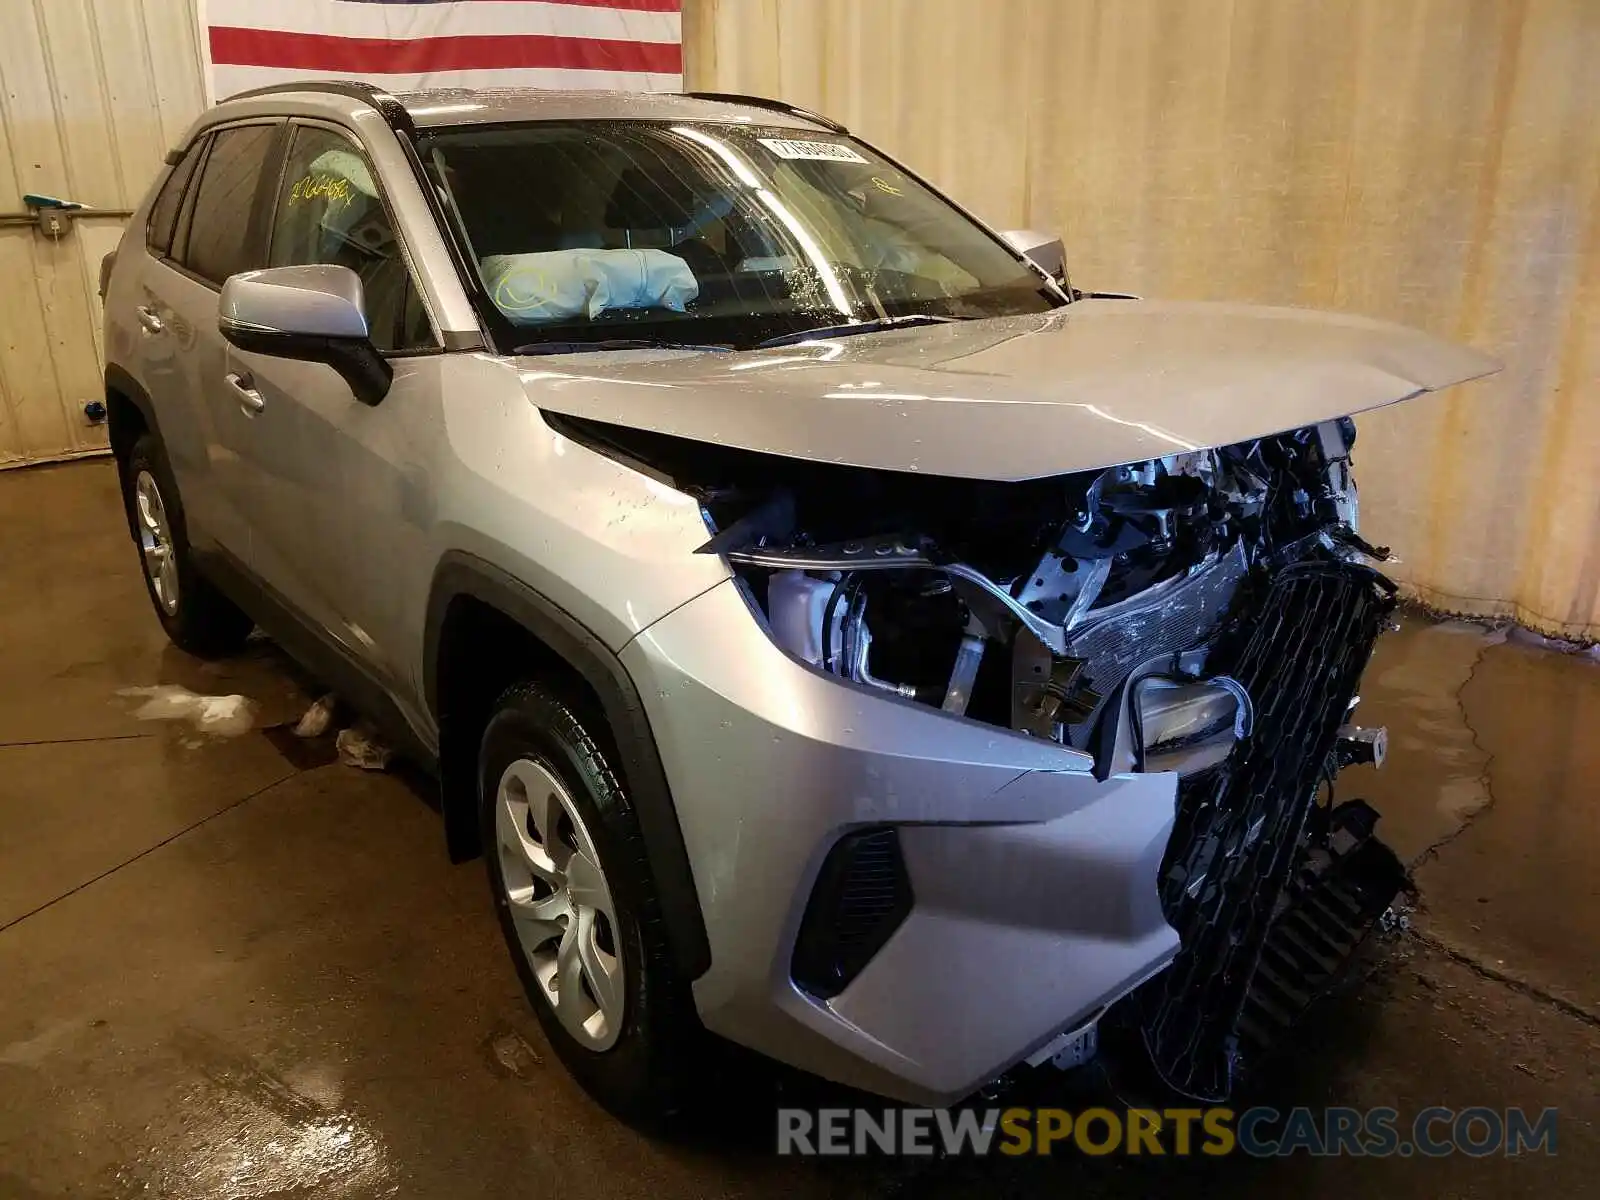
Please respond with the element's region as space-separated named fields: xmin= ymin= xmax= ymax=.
xmin=202 ymin=0 xmax=683 ymax=100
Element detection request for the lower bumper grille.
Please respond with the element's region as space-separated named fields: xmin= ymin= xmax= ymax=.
xmin=791 ymin=828 xmax=914 ymax=999
xmin=1237 ymin=798 xmax=1406 ymax=1057
xmin=1137 ymin=560 xmax=1397 ymax=1100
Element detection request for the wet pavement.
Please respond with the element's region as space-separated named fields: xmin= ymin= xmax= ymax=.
xmin=1 ymin=460 xmax=1596 ymax=1198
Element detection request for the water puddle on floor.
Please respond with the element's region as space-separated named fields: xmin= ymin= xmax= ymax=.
xmin=260 ymin=723 xmax=341 ymax=770
xmin=114 ymin=1031 xmax=395 ymax=1199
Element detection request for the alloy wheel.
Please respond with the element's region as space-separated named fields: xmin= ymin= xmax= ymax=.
xmin=495 ymin=757 xmax=626 ymax=1050
xmin=134 ymin=470 xmax=179 ymax=615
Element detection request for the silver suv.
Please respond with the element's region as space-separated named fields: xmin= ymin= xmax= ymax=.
xmin=102 ymin=83 xmax=1495 ymax=1118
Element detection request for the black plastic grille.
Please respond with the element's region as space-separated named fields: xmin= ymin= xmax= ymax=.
xmin=792 ymin=828 xmax=914 ymax=999
xmin=1138 ymin=560 xmax=1396 ymax=1100
xmin=1236 ymin=801 xmax=1406 ymax=1057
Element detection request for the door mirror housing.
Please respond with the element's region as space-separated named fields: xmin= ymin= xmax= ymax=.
xmin=1000 ymin=229 xmax=1070 ymax=292
xmin=218 ymin=265 xmax=393 ymax=406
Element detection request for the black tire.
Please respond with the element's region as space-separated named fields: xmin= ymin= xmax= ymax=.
xmin=121 ymin=432 xmax=253 ymax=658
xmin=480 ymin=681 xmax=699 ymax=1123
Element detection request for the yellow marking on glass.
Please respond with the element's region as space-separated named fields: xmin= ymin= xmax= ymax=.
xmin=289 ymin=173 xmax=355 ymax=208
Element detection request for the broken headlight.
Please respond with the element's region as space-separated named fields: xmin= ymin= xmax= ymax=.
xmin=720 ymin=425 xmax=1362 ymax=777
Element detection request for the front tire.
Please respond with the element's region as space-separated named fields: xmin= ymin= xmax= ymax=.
xmin=480 ymin=681 xmax=698 ymax=1122
xmin=121 ymin=433 xmax=253 ymax=658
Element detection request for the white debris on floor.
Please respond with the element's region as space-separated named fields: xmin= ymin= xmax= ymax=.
xmin=292 ymin=693 xmax=339 ymax=739
xmin=123 ymin=687 xmax=403 ymax=768
xmin=336 ymin=725 xmax=393 ymax=771
xmin=286 ymin=694 xmax=396 ymax=771
xmin=118 ymin=685 xmax=257 ymax=737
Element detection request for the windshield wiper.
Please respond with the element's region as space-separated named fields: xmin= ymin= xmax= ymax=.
xmin=512 ymin=337 xmax=733 ymax=356
xmin=754 ymin=313 xmax=962 ymax=349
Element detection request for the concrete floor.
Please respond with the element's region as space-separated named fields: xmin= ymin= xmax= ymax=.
xmin=1 ymin=459 xmax=1596 ymax=1198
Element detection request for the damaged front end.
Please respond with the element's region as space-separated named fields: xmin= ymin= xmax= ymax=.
xmin=566 ymin=411 xmax=1406 ymax=1100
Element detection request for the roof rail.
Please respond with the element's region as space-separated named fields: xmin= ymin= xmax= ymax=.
xmin=683 ymin=91 xmax=847 ymax=135
xmin=218 ymin=79 xmax=417 ymax=138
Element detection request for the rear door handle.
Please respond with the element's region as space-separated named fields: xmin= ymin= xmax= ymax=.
xmin=226 ymin=371 xmax=265 ymax=414
xmin=135 ymin=305 xmax=164 ymax=335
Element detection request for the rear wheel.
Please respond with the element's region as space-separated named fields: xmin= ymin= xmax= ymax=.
xmin=480 ymin=680 xmax=698 ymax=1122
xmin=121 ymin=433 xmax=253 ymax=658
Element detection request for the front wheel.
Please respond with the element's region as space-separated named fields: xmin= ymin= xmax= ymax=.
xmin=480 ymin=681 xmax=698 ymax=1122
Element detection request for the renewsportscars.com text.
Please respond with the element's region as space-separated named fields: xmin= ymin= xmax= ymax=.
xmin=777 ymin=1105 xmax=1558 ymax=1158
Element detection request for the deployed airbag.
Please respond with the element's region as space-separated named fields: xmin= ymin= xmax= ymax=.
xmin=481 ymin=248 xmax=699 ymax=324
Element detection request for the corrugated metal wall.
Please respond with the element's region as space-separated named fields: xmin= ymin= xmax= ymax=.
xmin=684 ymin=0 xmax=1600 ymax=639
xmin=0 ymin=0 xmax=207 ymax=466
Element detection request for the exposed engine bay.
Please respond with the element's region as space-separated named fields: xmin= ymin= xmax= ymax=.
xmin=703 ymin=416 xmax=1376 ymax=780
xmin=554 ymin=410 xmax=1405 ymax=1100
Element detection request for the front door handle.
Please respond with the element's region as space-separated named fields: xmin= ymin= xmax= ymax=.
xmin=135 ymin=305 xmax=164 ymax=335
xmin=226 ymin=371 xmax=265 ymax=414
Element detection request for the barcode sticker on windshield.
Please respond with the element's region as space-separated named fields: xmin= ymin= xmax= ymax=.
xmin=757 ymin=138 xmax=868 ymax=163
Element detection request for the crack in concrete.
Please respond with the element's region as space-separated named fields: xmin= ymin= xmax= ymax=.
xmin=1408 ymin=635 xmax=1499 ymax=869
xmin=1407 ymin=927 xmax=1600 ymax=1029
xmin=0 ymin=767 xmax=299 ymax=938
xmin=0 ymin=732 xmax=156 ymax=750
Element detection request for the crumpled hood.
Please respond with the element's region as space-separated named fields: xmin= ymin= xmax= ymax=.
xmin=518 ymin=300 xmax=1500 ymax=481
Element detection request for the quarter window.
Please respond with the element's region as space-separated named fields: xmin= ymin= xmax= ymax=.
xmin=146 ymin=139 xmax=205 ymax=257
xmin=268 ymin=126 xmax=434 ymax=352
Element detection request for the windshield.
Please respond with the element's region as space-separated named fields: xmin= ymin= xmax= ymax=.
xmin=419 ymin=120 xmax=1062 ymax=351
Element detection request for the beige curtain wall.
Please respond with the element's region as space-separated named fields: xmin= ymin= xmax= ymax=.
xmin=685 ymin=0 xmax=1600 ymax=640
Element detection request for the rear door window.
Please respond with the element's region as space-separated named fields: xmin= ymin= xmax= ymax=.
xmin=146 ymin=139 xmax=206 ymax=258
xmin=182 ymin=123 xmax=280 ymax=286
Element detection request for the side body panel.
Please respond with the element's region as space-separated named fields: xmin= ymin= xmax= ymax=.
xmin=107 ymin=117 xmax=288 ymax=561
xmin=107 ymin=92 xmax=732 ymax=759
xmin=100 ymin=164 xmax=220 ymax=549
xmin=227 ymin=346 xmax=442 ymax=725
xmin=202 ymin=348 xmax=732 ymax=752
xmin=423 ymin=353 xmax=731 ymax=670
xmin=226 ymin=112 xmax=445 ymax=692
xmin=128 ymin=251 xmax=261 ymax=558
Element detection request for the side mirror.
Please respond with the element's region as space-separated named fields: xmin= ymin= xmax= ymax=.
xmin=219 ymin=265 xmax=393 ymax=406
xmin=1000 ymin=229 xmax=1071 ymax=292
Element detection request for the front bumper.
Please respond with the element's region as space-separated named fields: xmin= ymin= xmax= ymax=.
xmin=621 ymin=580 xmax=1179 ymax=1106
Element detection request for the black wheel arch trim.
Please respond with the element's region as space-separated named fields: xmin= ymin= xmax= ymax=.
xmin=105 ymin=364 xmax=164 ymax=449
xmin=424 ymin=552 xmax=711 ymax=980
xmin=104 ymin=366 xmax=169 ymax=548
